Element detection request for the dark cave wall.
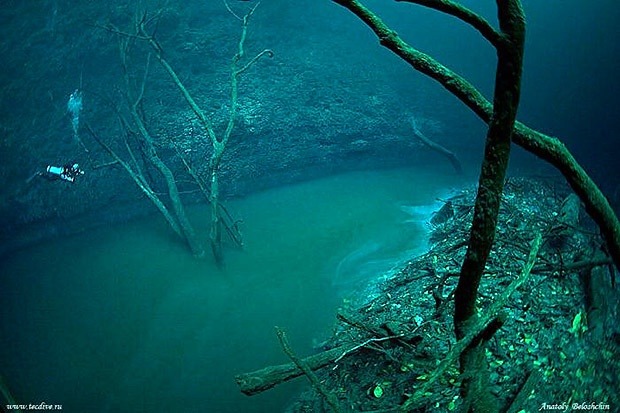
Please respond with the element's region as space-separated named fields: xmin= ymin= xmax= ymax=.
xmin=3 ymin=0 xmax=617 ymax=254
xmin=0 ymin=0 xmax=475 ymax=254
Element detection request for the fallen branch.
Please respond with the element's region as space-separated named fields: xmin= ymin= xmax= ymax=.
xmin=532 ymin=256 xmax=612 ymax=274
xmin=237 ymin=315 xmax=416 ymax=396
xmin=410 ymin=117 xmax=462 ymax=174
xmin=334 ymin=334 xmax=404 ymax=363
xmin=337 ymin=311 xmax=422 ymax=349
xmin=235 ymin=345 xmax=348 ymax=396
xmin=276 ymin=327 xmax=342 ymax=413
xmin=504 ymin=368 xmax=543 ymax=413
xmin=580 ymin=261 xmax=614 ymax=341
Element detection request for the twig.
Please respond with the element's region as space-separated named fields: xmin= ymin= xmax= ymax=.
xmin=92 ymin=160 xmax=120 ymax=169
xmin=236 ymin=345 xmax=348 ymax=395
xmin=94 ymin=22 xmax=150 ymax=41
xmin=222 ymin=0 xmax=242 ymax=21
xmin=236 ymin=49 xmax=274 ymax=75
xmin=334 ymin=334 xmax=405 ymax=363
xmin=276 ymin=327 xmax=342 ymax=413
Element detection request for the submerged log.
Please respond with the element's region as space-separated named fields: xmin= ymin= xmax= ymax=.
xmin=237 ymin=314 xmax=412 ymax=396
xmin=580 ymin=262 xmax=614 ymax=341
xmin=504 ymin=369 xmax=543 ymax=413
xmin=235 ymin=345 xmax=347 ymax=396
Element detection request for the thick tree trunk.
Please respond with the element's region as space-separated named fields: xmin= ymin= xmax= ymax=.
xmin=209 ymin=152 xmax=223 ymax=266
xmin=455 ymin=0 xmax=525 ymax=334
xmin=452 ymin=2 xmax=525 ymax=410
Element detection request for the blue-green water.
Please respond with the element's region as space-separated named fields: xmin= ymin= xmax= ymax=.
xmin=0 ymin=168 xmax=458 ymax=412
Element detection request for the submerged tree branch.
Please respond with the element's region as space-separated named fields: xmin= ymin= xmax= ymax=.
xmin=331 ymin=0 xmax=620 ymax=272
xmin=102 ymin=5 xmax=271 ymax=263
xmin=450 ymin=2 xmax=526 ymax=409
xmin=395 ymin=0 xmax=503 ymax=47
xmin=455 ymin=0 xmax=526 ymax=337
xmin=117 ymin=33 xmax=204 ymax=257
xmin=276 ymin=327 xmax=343 ymax=413
xmin=410 ymin=117 xmax=462 ymax=174
xmin=86 ymin=124 xmax=183 ymax=237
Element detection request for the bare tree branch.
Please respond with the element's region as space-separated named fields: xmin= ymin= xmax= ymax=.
xmin=395 ymin=0 xmax=503 ymax=47
xmin=276 ymin=327 xmax=343 ymax=413
xmin=331 ymin=0 xmax=620 ymax=272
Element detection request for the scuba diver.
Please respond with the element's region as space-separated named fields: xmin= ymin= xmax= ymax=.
xmin=43 ymin=163 xmax=84 ymax=183
xmin=25 ymin=162 xmax=85 ymax=184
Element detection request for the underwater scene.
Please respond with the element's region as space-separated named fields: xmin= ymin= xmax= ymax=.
xmin=1 ymin=1 xmax=619 ymax=412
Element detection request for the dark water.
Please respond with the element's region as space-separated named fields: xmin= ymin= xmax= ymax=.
xmin=0 ymin=168 xmax=459 ymax=412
